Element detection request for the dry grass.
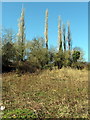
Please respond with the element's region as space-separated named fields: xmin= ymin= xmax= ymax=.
xmin=2 ymin=68 xmax=88 ymax=118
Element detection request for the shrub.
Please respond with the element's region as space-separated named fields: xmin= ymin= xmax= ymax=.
xmin=72 ymin=50 xmax=80 ymax=62
xmin=71 ymin=62 xmax=85 ymax=70
xmin=2 ymin=42 xmax=17 ymax=72
xmin=54 ymin=50 xmax=65 ymax=69
xmin=16 ymin=61 xmax=38 ymax=73
xmin=42 ymin=62 xmax=54 ymax=70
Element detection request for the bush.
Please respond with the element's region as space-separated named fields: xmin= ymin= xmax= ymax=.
xmin=87 ymin=63 xmax=90 ymax=70
xmin=62 ymin=51 xmax=72 ymax=67
xmin=71 ymin=62 xmax=85 ymax=70
xmin=16 ymin=61 xmax=38 ymax=73
xmin=2 ymin=42 xmax=17 ymax=72
xmin=28 ymin=38 xmax=50 ymax=69
xmin=54 ymin=50 xmax=65 ymax=69
xmin=42 ymin=62 xmax=54 ymax=70
xmin=72 ymin=50 xmax=80 ymax=62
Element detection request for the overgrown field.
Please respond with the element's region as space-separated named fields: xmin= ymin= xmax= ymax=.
xmin=2 ymin=68 xmax=88 ymax=118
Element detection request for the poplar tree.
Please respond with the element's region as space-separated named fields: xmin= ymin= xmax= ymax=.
xmin=62 ymin=24 xmax=66 ymax=51
xmin=55 ymin=16 xmax=64 ymax=69
xmin=66 ymin=22 xmax=72 ymax=66
xmin=44 ymin=9 xmax=48 ymax=49
xmin=58 ymin=16 xmax=62 ymax=51
xmin=67 ymin=22 xmax=72 ymax=51
xmin=17 ymin=7 xmax=26 ymax=61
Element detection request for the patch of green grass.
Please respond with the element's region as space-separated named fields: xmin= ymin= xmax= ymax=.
xmin=2 ymin=109 xmax=37 ymax=118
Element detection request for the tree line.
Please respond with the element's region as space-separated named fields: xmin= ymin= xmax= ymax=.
xmin=1 ymin=8 xmax=89 ymax=73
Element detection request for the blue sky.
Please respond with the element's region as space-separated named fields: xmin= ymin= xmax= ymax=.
xmin=2 ymin=2 xmax=88 ymax=61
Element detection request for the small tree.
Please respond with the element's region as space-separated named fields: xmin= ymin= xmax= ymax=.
xmin=28 ymin=38 xmax=49 ymax=70
xmin=2 ymin=29 xmax=17 ymax=72
xmin=72 ymin=50 xmax=80 ymax=63
xmin=2 ymin=28 xmax=16 ymax=45
xmin=73 ymin=47 xmax=84 ymax=62
xmin=2 ymin=42 xmax=17 ymax=72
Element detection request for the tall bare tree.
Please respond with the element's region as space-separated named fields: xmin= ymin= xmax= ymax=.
xmin=44 ymin=9 xmax=48 ymax=49
xmin=62 ymin=24 xmax=66 ymax=51
xmin=58 ymin=16 xmax=62 ymax=51
xmin=17 ymin=7 xmax=26 ymax=61
xmin=67 ymin=22 xmax=72 ymax=51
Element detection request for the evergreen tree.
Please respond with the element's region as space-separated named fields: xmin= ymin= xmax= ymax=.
xmin=17 ymin=7 xmax=26 ymax=61
xmin=44 ymin=9 xmax=48 ymax=49
xmin=58 ymin=16 xmax=62 ymax=51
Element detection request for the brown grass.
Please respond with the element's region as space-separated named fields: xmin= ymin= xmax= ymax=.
xmin=2 ymin=68 xmax=88 ymax=118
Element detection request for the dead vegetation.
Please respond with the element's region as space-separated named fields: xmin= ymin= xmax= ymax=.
xmin=2 ymin=68 xmax=88 ymax=118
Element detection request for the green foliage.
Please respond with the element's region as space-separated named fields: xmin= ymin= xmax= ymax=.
xmin=43 ymin=63 xmax=54 ymax=70
xmin=2 ymin=109 xmax=37 ymax=118
xmin=72 ymin=50 xmax=80 ymax=62
xmin=2 ymin=42 xmax=16 ymax=62
xmin=71 ymin=62 xmax=85 ymax=70
xmin=54 ymin=50 xmax=65 ymax=69
xmin=63 ymin=51 xmax=72 ymax=67
xmin=16 ymin=38 xmax=50 ymax=73
xmin=2 ymin=42 xmax=17 ymax=72
xmin=2 ymin=29 xmax=17 ymax=72
xmin=2 ymin=32 xmax=86 ymax=72
xmin=28 ymin=38 xmax=49 ymax=69
xmin=73 ymin=47 xmax=84 ymax=61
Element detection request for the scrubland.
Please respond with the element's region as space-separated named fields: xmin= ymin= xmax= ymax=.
xmin=2 ymin=68 xmax=88 ymax=119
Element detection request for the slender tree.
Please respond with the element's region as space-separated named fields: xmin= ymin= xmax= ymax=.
xmin=58 ymin=16 xmax=62 ymax=51
xmin=62 ymin=24 xmax=66 ymax=51
xmin=44 ymin=9 xmax=48 ymax=49
xmin=17 ymin=7 xmax=26 ymax=61
xmin=67 ymin=22 xmax=72 ymax=51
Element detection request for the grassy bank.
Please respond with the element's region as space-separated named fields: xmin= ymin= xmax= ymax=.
xmin=2 ymin=68 xmax=88 ymax=118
